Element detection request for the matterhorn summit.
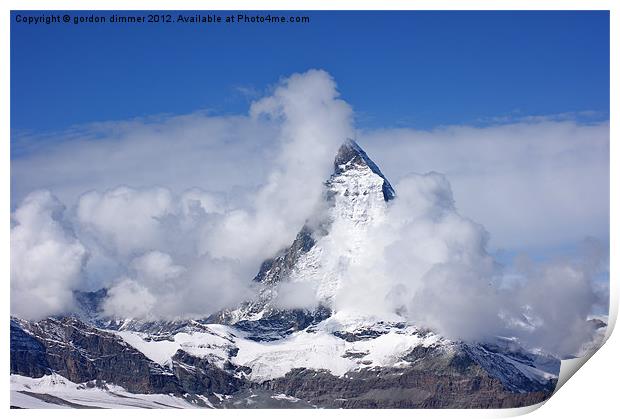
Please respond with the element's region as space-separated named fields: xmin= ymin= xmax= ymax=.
xmin=227 ymin=139 xmax=397 ymax=322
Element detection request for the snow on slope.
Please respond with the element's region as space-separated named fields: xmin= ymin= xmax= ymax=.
xmin=11 ymin=392 xmax=66 ymax=409
xmin=10 ymin=374 xmax=202 ymax=409
xmin=233 ymin=326 xmax=441 ymax=381
xmin=115 ymin=325 xmax=236 ymax=369
xmin=116 ymin=312 xmax=443 ymax=382
xmin=287 ymin=153 xmax=391 ymax=303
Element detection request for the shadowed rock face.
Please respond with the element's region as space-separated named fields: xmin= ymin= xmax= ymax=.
xmin=254 ymin=225 xmax=317 ymax=285
xmin=259 ymin=367 xmax=552 ymax=409
xmin=10 ymin=317 xmax=183 ymax=395
xmin=171 ymin=350 xmax=244 ymax=395
xmin=253 ymin=139 xmax=392 ymax=287
xmin=10 ymin=320 xmax=50 ymax=378
xmin=233 ymin=306 xmax=331 ymax=342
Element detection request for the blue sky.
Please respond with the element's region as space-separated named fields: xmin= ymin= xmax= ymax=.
xmin=11 ymin=10 xmax=609 ymax=133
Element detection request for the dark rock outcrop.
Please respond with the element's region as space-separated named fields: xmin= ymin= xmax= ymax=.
xmin=10 ymin=317 xmax=182 ymax=394
xmin=234 ymin=307 xmax=331 ymax=341
xmin=10 ymin=320 xmax=51 ymax=378
xmin=260 ymin=365 xmax=552 ymax=408
xmin=253 ymin=225 xmax=316 ymax=285
xmin=171 ymin=350 xmax=244 ymax=395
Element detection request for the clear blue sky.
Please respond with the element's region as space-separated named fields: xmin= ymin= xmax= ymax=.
xmin=11 ymin=10 xmax=609 ymax=132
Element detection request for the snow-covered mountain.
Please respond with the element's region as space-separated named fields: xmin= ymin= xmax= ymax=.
xmin=221 ymin=139 xmax=399 ymax=327
xmin=11 ymin=139 xmax=571 ymax=409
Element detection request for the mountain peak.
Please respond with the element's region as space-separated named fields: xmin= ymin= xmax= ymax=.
xmin=333 ymin=139 xmax=396 ymax=201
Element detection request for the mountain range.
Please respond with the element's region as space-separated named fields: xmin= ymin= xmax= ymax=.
xmin=12 ymin=140 xmax=594 ymax=409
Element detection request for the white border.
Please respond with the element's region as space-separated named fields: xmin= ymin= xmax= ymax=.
xmin=2 ymin=1 xmax=616 ymax=418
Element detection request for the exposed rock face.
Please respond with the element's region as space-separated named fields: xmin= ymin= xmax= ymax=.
xmin=233 ymin=307 xmax=331 ymax=342
xmin=260 ymin=367 xmax=551 ymax=409
xmin=10 ymin=317 xmax=182 ymax=394
xmin=10 ymin=320 xmax=50 ymax=378
xmin=9 ymin=316 xmax=259 ymax=407
xmin=171 ymin=350 xmax=244 ymax=395
xmin=254 ymin=226 xmax=317 ymax=286
xmin=219 ymin=226 xmax=325 ymax=330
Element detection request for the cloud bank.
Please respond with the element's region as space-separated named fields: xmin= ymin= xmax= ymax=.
xmin=10 ymin=69 xmax=609 ymax=357
xmin=359 ymin=121 xmax=609 ymax=251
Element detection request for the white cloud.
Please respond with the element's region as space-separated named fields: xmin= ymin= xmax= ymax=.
xmin=201 ymin=69 xmax=354 ymax=265
xmin=511 ymin=260 xmax=600 ymax=356
xmin=11 ymin=112 xmax=278 ymax=207
xmin=76 ymin=186 xmax=175 ymax=257
xmin=102 ymin=278 xmax=156 ymax=319
xmin=273 ymin=281 xmax=321 ymax=311
xmin=10 ymin=190 xmax=88 ymax=320
xmin=97 ymin=244 xmax=258 ymax=319
xmin=12 ymin=117 xmax=608 ymax=254
xmin=331 ymin=172 xmax=498 ymax=327
xmin=179 ymin=188 xmax=225 ymax=217
xmin=102 ymin=252 xmax=253 ymax=320
xmin=358 ymin=120 xmax=609 ymax=251
xmin=130 ymin=251 xmax=186 ymax=287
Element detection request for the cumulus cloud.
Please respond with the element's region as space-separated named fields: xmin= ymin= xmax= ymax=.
xmin=201 ymin=69 xmax=353 ymax=265
xmin=331 ymin=172 xmax=498 ymax=325
xmin=273 ymin=281 xmax=321 ymax=311
xmin=102 ymin=279 xmax=156 ymax=319
xmin=102 ymin=251 xmax=251 ymax=320
xmin=11 ymin=80 xmax=608 ymax=254
xmin=10 ymin=190 xmax=88 ymax=320
xmin=130 ymin=251 xmax=187 ymax=287
xmin=510 ymin=259 xmax=601 ymax=356
xmin=330 ymin=172 xmax=607 ymax=357
xmin=179 ymin=188 xmax=225 ymax=218
xmin=76 ymin=187 xmax=175 ymax=257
